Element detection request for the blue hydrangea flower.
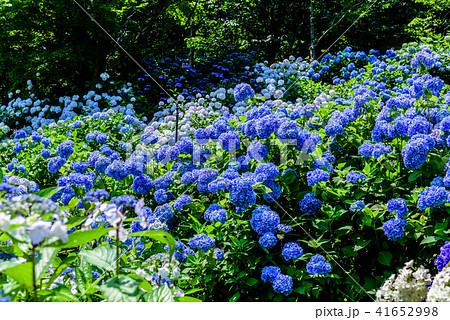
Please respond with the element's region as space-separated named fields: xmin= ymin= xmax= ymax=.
xmin=272 ymin=274 xmax=293 ymax=296
xmin=204 ymin=203 xmax=227 ymax=224
xmin=188 ymin=233 xmax=215 ymax=253
xmin=175 ymin=137 xmax=194 ymax=154
xmin=96 ymin=133 xmax=108 ymax=144
xmin=307 ymin=169 xmax=330 ymax=186
xmin=71 ymin=161 xmax=88 ymax=173
xmin=282 ymin=242 xmax=303 ymax=260
xmin=229 ymin=177 xmax=256 ymax=212
xmin=84 ymin=189 xmax=110 ymax=202
xmin=219 ymin=131 xmax=240 ymax=152
xmin=435 ymin=241 xmax=450 ymax=271
xmin=276 ymin=120 xmax=299 ymax=142
xmin=48 ymin=156 xmax=66 ymax=174
xmin=14 ymin=129 xmax=26 ymax=139
xmin=247 ymin=140 xmax=268 ymax=161
xmin=234 ymin=83 xmax=255 ymax=102
xmin=372 ymin=142 xmax=392 ymax=159
xmin=299 ymin=192 xmax=322 ymax=215
xmin=154 ymin=171 xmax=175 ymax=190
xmin=325 ymin=119 xmax=344 ymax=136
xmin=222 ymin=169 xmax=239 ymax=181
xmin=346 ymin=172 xmax=366 ymax=184
xmin=173 ymin=194 xmax=191 ymax=211
xmin=153 ymin=203 xmax=174 ymax=221
xmin=41 ymin=148 xmax=51 ymax=158
xmin=383 ymin=217 xmax=407 ymax=241
xmin=277 ymin=224 xmax=293 ymax=233
xmin=313 ymin=157 xmax=333 ymax=174
xmin=306 ymin=254 xmax=332 ymax=275
xmin=154 ymin=189 xmax=169 ymax=204
xmin=140 ymin=132 xmax=158 ymax=146
xmin=195 ymin=128 xmax=212 ymax=144
xmin=57 ymin=140 xmax=74 ymax=159
xmin=417 ymin=186 xmax=448 ymax=210
xmin=431 ymin=176 xmax=445 ymax=187
xmin=111 ymin=195 xmax=137 ymax=208
xmin=350 ymin=200 xmax=365 ymax=212
xmin=387 ymin=198 xmax=408 ymax=217
xmin=259 ymin=232 xmax=277 ymax=249
xmin=13 ymin=142 xmax=24 ymax=154
xmin=250 ymin=205 xmax=280 ymax=235
xmin=261 ymin=266 xmax=281 ymax=283
xmin=131 ymin=174 xmax=154 ymax=194
xmin=323 ymin=151 xmax=336 ymax=164
xmin=214 ymin=248 xmax=224 ymax=261
xmin=105 ymin=160 xmax=130 ymax=181
xmin=94 ymin=156 xmax=111 ymax=174
xmin=254 ymin=163 xmax=279 ymax=183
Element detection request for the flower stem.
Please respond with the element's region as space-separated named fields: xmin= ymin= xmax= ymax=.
xmin=31 ymin=246 xmax=37 ymax=302
xmin=115 ymin=228 xmax=120 ymax=276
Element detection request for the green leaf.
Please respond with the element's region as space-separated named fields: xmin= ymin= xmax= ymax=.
xmin=60 ymin=197 xmax=79 ymax=210
xmin=408 ymin=171 xmax=421 ymax=182
xmin=421 ymin=236 xmax=439 ymax=245
xmin=79 ymin=244 xmax=116 ymax=272
xmin=100 ymin=276 xmax=141 ymax=302
xmin=252 ymin=182 xmax=273 ymax=194
xmin=145 ymin=284 xmax=174 ymax=302
xmin=174 ymin=296 xmax=202 ymax=302
xmin=281 ymin=170 xmax=296 ymax=184
xmin=128 ymin=230 xmax=175 ymax=259
xmin=244 ymin=277 xmax=258 ymax=287
xmin=66 ymin=216 xmax=87 ymax=229
xmin=51 ymin=285 xmax=78 ymax=301
xmin=378 ymin=251 xmax=393 ymax=266
xmin=44 ymin=227 xmax=114 ymax=248
xmin=2 ymin=262 xmax=33 ymax=288
xmin=354 ymin=239 xmax=371 ymax=251
xmin=48 ymin=255 xmax=77 ymax=287
xmin=34 ymin=186 xmax=62 ymax=198
xmin=229 ymin=292 xmax=240 ymax=302
xmin=35 ymin=247 xmax=59 ymax=281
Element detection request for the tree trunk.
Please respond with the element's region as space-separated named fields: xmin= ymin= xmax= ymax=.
xmin=310 ymin=0 xmax=316 ymax=60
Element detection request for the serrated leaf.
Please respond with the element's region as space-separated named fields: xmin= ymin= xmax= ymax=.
xmin=79 ymin=244 xmax=116 ymax=272
xmin=128 ymin=230 xmax=175 ymax=260
xmin=378 ymin=251 xmax=392 ymax=266
xmin=145 ymin=284 xmax=174 ymax=302
xmin=100 ymin=276 xmax=141 ymax=302
xmin=2 ymin=262 xmax=33 ymax=288
xmin=35 ymin=247 xmax=59 ymax=280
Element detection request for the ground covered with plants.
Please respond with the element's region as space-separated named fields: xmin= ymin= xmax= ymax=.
xmin=1 ymin=36 xmax=450 ymax=302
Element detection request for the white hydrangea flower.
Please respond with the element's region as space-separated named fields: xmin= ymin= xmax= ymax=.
xmin=376 ymin=260 xmax=431 ymax=302
xmin=427 ymin=264 xmax=450 ymax=301
xmin=29 ymin=220 xmax=52 ymax=245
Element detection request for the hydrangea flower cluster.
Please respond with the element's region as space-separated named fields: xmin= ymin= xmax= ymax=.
xmin=306 ymin=254 xmax=332 ymax=275
xmin=376 ymin=260 xmax=431 ymax=302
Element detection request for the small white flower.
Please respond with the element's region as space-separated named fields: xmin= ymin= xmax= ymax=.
xmin=0 ymin=212 xmax=11 ymax=231
xmin=50 ymin=220 xmax=68 ymax=243
xmin=29 ymin=220 xmax=52 ymax=245
xmin=158 ymin=266 xmax=170 ymax=278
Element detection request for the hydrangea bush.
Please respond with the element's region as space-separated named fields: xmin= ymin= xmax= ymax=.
xmin=1 ymin=37 xmax=450 ymax=301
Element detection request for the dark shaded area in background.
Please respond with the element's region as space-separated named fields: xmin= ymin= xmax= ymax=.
xmin=0 ymin=0 xmax=448 ymax=108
